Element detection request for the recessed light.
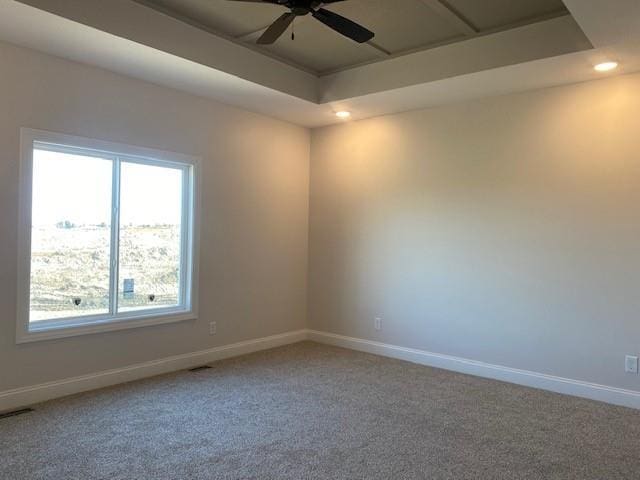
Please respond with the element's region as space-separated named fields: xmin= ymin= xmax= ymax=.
xmin=335 ymin=111 xmax=351 ymax=119
xmin=594 ymin=61 xmax=618 ymax=72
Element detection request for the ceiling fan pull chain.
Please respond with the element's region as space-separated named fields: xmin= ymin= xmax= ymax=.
xmin=291 ymin=18 xmax=295 ymax=41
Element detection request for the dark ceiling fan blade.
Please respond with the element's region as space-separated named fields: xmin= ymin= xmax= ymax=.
xmin=257 ymin=12 xmax=297 ymax=44
xmin=311 ymin=8 xmax=374 ymax=43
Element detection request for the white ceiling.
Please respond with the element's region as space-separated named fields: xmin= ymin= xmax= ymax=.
xmin=1 ymin=0 xmax=639 ymax=128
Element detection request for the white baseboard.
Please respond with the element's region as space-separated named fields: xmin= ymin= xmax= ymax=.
xmin=4 ymin=328 xmax=639 ymax=413
xmin=307 ymin=330 xmax=640 ymax=410
xmin=0 ymin=329 xmax=307 ymax=412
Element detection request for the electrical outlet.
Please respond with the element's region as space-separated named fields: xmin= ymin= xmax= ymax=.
xmin=625 ymin=355 xmax=638 ymax=374
xmin=374 ymin=317 xmax=382 ymax=331
xmin=209 ymin=322 xmax=217 ymax=335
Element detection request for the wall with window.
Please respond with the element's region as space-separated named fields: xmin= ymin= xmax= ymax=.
xmin=0 ymin=41 xmax=310 ymax=391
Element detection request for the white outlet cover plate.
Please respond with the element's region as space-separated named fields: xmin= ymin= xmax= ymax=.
xmin=625 ymin=355 xmax=638 ymax=374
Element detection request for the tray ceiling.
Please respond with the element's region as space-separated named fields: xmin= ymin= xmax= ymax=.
xmin=135 ymin=0 xmax=569 ymax=74
xmin=7 ymin=0 xmax=639 ymax=128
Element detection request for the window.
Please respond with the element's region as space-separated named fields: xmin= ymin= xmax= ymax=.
xmin=17 ymin=129 xmax=199 ymax=342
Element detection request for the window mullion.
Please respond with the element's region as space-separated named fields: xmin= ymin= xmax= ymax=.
xmin=108 ymin=157 xmax=122 ymax=316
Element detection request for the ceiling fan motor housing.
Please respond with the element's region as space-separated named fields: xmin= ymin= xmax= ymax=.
xmin=236 ymin=0 xmax=375 ymax=45
xmin=285 ymin=1 xmax=320 ymax=15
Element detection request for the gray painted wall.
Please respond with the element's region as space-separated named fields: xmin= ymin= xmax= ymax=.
xmin=0 ymin=42 xmax=310 ymax=391
xmin=3 ymin=38 xmax=640 ymax=398
xmin=308 ymin=72 xmax=640 ymax=392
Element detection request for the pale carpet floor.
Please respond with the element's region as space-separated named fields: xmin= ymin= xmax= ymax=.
xmin=1 ymin=341 xmax=639 ymax=479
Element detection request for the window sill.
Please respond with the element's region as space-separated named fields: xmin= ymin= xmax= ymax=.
xmin=16 ymin=310 xmax=197 ymax=344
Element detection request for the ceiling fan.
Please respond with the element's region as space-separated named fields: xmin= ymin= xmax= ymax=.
xmin=227 ymin=0 xmax=375 ymax=45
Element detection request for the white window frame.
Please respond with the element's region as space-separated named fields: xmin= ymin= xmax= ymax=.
xmin=16 ymin=128 xmax=200 ymax=343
